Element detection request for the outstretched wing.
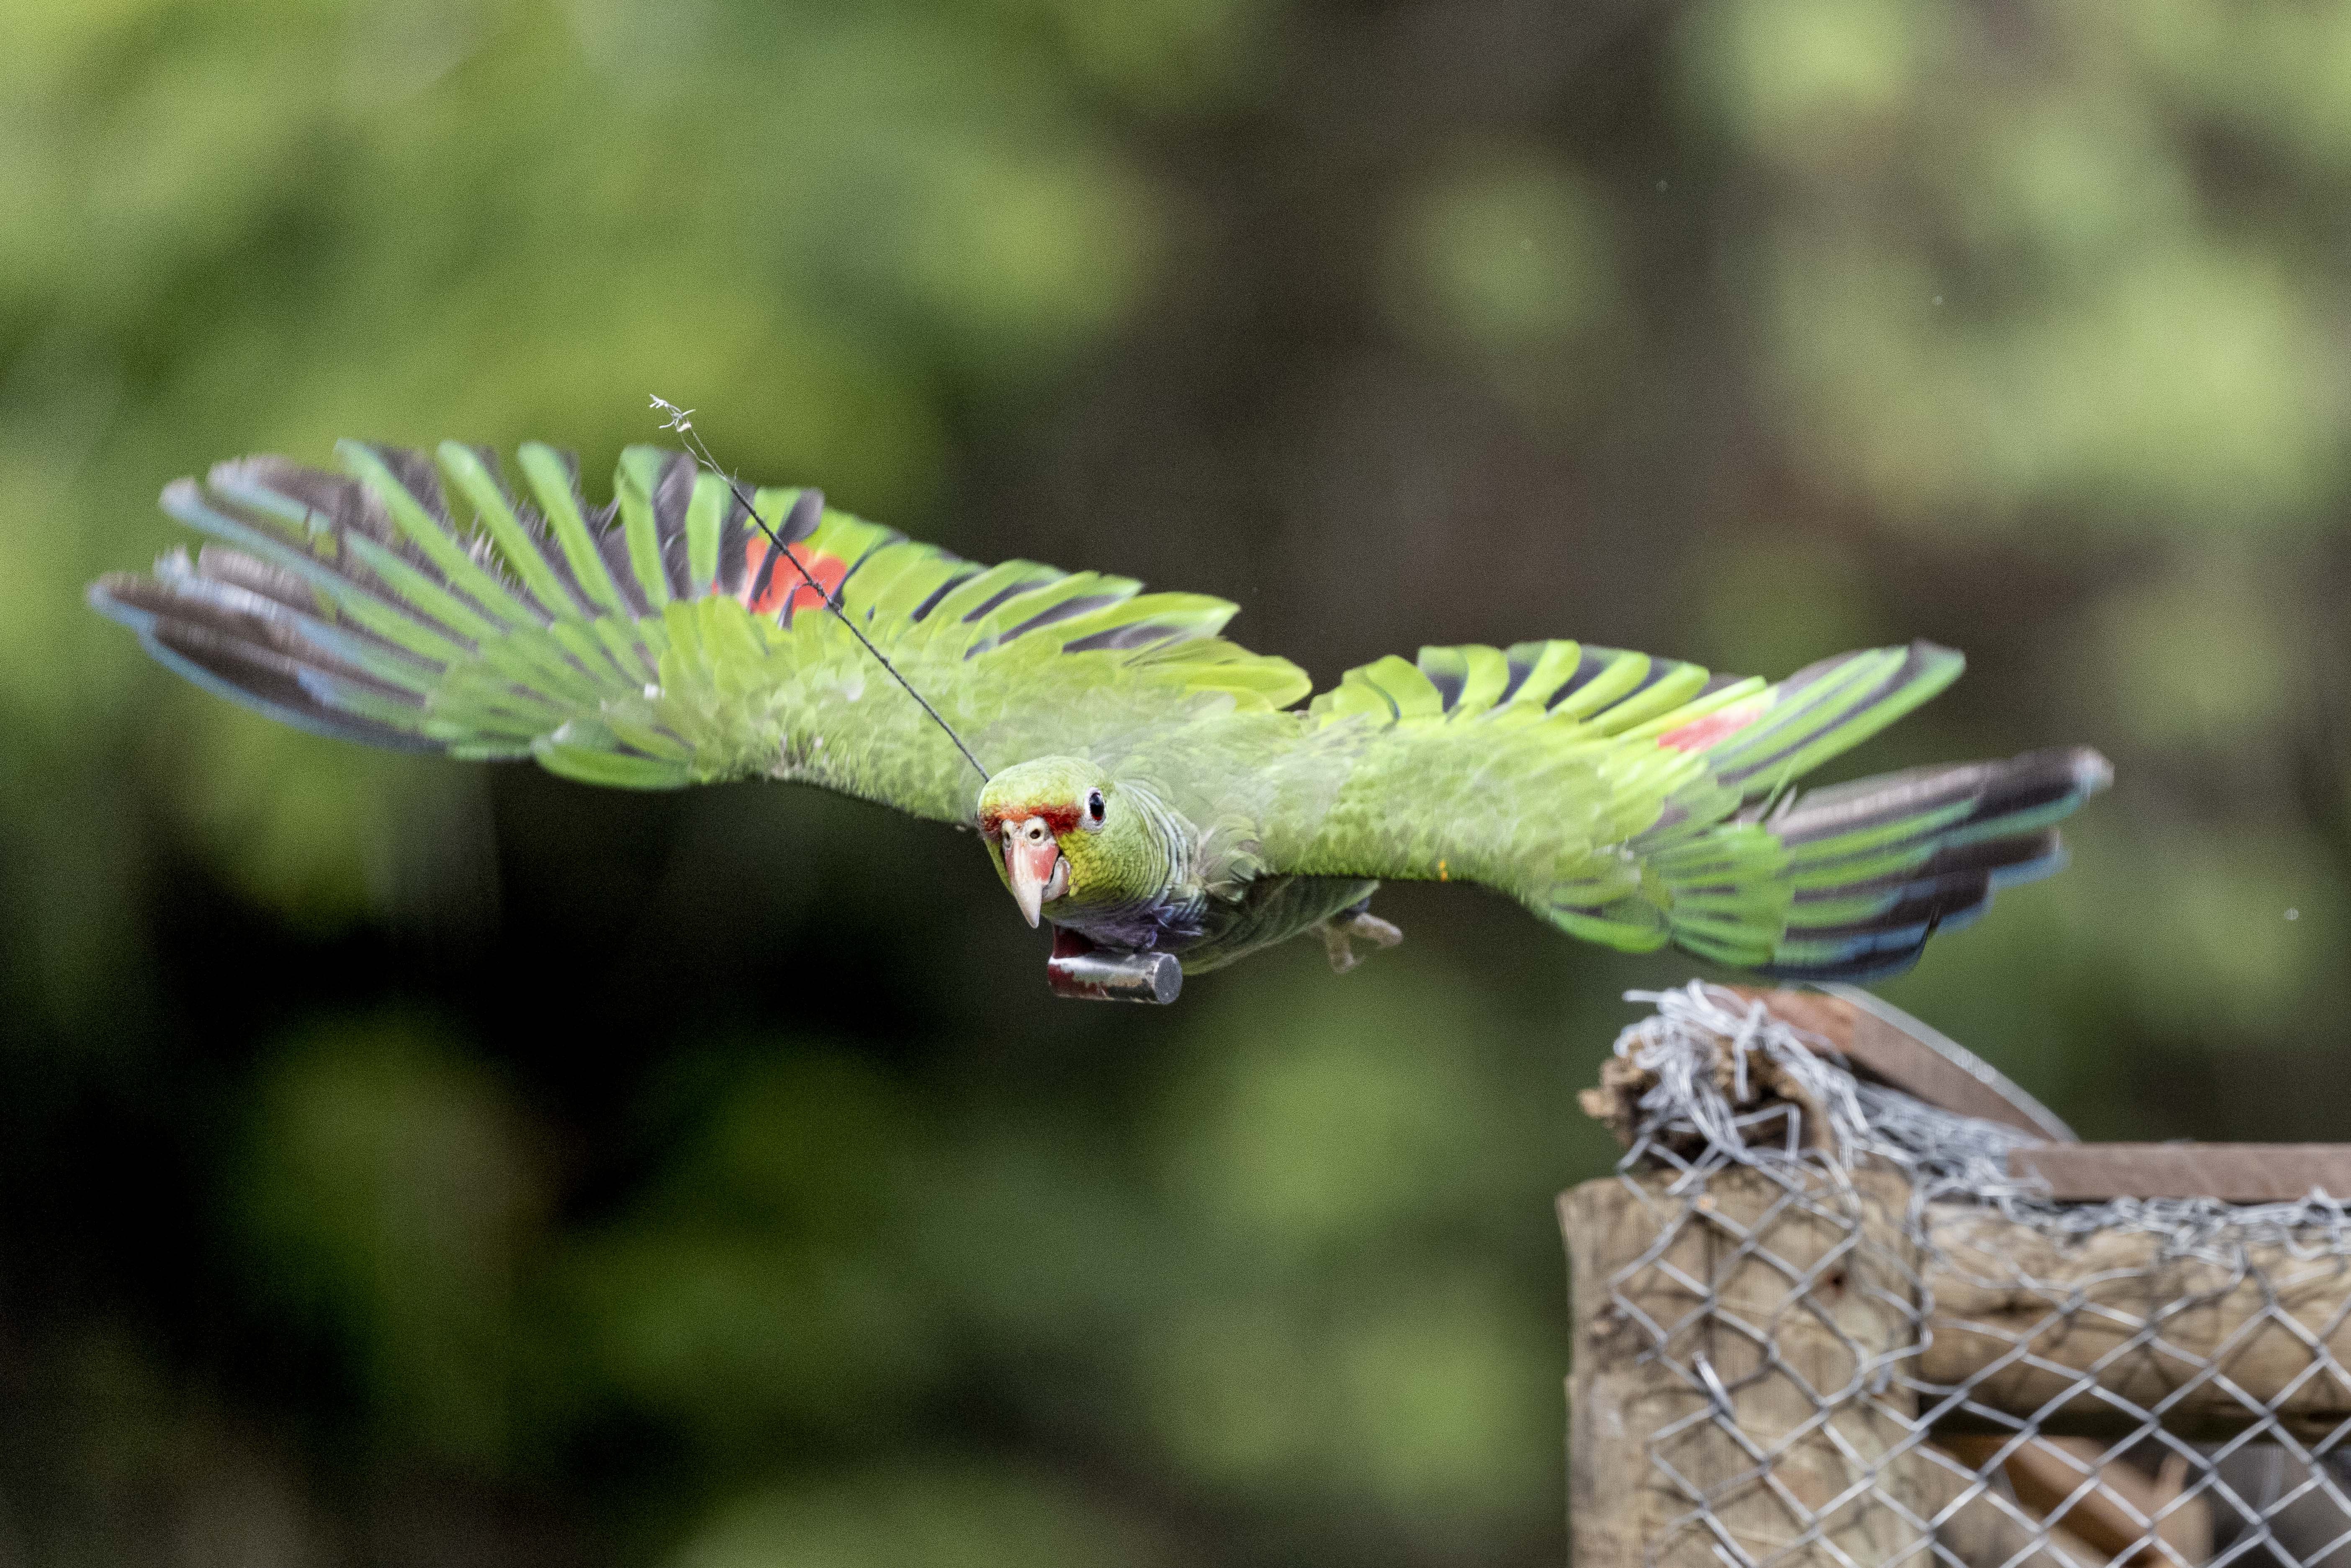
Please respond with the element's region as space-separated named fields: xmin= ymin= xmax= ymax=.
xmin=89 ymin=442 xmax=1310 ymax=822
xmin=1276 ymin=640 xmax=1787 ymax=888
xmin=1277 ymin=638 xmax=1961 ymax=898
xmin=1273 ymin=638 xmax=2103 ymax=981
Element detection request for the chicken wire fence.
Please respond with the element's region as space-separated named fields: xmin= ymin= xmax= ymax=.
xmin=1563 ymin=982 xmax=2351 ymax=1568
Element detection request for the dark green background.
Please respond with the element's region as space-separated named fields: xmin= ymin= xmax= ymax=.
xmin=4 ymin=1 xmax=2344 ymax=1562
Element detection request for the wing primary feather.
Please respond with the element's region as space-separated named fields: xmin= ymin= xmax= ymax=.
xmin=653 ymin=451 xmax=700 ymax=599
xmin=1063 ymin=618 xmax=1204 ymax=654
xmin=741 ymin=492 xmax=805 ymax=614
xmin=682 ymin=471 xmax=728 ymax=592
xmin=989 ymin=591 xmax=1127 ymax=648
xmin=908 ymin=570 xmax=978 ymax=623
xmin=1497 ymin=650 xmax=1538 ymax=706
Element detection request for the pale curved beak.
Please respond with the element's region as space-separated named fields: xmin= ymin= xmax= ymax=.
xmin=1003 ymin=816 xmax=1069 ymax=928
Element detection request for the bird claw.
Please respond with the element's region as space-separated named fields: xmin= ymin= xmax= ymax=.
xmin=1317 ymin=906 xmax=1403 ymax=973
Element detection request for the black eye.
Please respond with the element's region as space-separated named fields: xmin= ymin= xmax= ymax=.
xmin=1087 ymin=789 xmax=1105 ymax=822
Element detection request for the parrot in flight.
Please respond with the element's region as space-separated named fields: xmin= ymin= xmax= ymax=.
xmin=88 ymin=437 xmax=2108 ymax=1004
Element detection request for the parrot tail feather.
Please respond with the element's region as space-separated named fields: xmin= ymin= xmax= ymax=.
xmin=1651 ymin=746 xmax=2111 ymax=981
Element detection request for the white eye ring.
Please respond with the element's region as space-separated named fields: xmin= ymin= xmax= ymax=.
xmin=1084 ymin=789 xmax=1106 ymax=828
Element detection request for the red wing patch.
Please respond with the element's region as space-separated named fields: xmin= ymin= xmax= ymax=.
xmin=743 ymin=539 xmax=848 ymax=620
xmin=1657 ymin=694 xmax=1769 ymax=753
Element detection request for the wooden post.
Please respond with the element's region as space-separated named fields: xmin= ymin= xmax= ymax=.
xmin=1566 ymin=986 xmax=2351 ymax=1568
xmin=1562 ymin=1165 xmax=1927 ymax=1568
xmin=1920 ymin=1204 xmax=2351 ymax=1442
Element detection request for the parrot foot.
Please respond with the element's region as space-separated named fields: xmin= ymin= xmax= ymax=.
xmin=1317 ymin=905 xmax=1404 ymax=974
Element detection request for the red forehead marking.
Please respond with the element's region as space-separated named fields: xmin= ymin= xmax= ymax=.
xmin=980 ymin=803 xmax=1082 ymax=837
xmin=742 ymin=540 xmax=847 ymax=619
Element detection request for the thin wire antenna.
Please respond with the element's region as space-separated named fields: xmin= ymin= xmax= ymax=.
xmin=651 ymin=396 xmax=991 ymax=783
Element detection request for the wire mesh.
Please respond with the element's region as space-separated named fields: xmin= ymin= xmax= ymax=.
xmin=1572 ymin=982 xmax=2351 ymax=1568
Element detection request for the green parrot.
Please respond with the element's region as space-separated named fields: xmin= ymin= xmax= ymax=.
xmin=88 ymin=438 xmax=2107 ymax=1003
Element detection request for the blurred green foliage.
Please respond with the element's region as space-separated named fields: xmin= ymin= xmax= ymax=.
xmin=3 ymin=0 xmax=2348 ymax=1563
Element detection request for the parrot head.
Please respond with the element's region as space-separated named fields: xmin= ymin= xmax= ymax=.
xmin=976 ymin=756 xmax=1148 ymax=928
